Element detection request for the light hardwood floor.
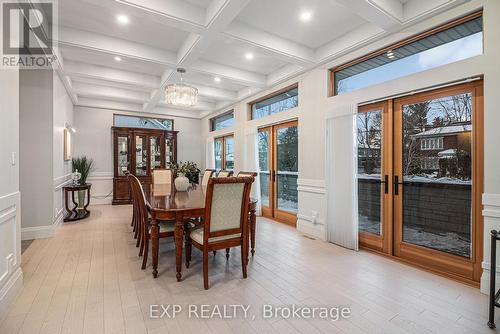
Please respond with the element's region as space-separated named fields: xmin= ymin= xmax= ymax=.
xmin=0 ymin=204 xmax=497 ymax=334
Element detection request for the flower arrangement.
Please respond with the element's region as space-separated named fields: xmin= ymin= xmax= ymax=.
xmin=168 ymin=161 xmax=201 ymax=184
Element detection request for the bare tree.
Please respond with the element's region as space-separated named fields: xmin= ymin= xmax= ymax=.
xmin=437 ymin=93 xmax=472 ymax=123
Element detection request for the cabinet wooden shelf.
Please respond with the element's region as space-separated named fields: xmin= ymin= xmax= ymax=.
xmin=112 ymin=126 xmax=178 ymax=205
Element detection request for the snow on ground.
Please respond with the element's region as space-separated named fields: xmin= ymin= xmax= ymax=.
xmin=358 ymin=214 xmax=470 ymax=257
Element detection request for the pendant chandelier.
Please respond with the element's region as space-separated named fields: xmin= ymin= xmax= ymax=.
xmin=165 ymin=68 xmax=198 ymax=107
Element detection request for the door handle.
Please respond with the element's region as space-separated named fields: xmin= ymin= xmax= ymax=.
xmin=272 ymin=170 xmax=276 ymax=182
xmin=383 ymin=175 xmax=389 ymax=194
xmin=394 ymin=175 xmax=404 ymax=195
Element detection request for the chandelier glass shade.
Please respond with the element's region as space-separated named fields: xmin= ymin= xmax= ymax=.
xmin=165 ymin=68 xmax=198 ymax=107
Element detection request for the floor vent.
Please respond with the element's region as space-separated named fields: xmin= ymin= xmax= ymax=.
xmin=302 ymin=235 xmax=316 ymax=240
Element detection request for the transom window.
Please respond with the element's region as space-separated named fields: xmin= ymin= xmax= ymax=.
xmin=114 ymin=114 xmax=173 ymax=130
xmin=210 ymin=110 xmax=234 ymax=131
xmin=330 ymin=12 xmax=483 ymax=96
xmin=421 ymin=137 xmax=443 ymax=150
xmin=420 ymin=157 xmax=440 ymax=170
xmin=250 ymin=84 xmax=298 ymax=120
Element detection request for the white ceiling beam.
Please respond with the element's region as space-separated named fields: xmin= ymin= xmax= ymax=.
xmin=267 ymin=64 xmax=305 ymax=86
xmin=77 ymin=97 xmax=143 ymax=113
xmin=223 ymin=21 xmax=315 ymax=67
xmin=315 ymin=22 xmax=384 ymax=64
xmin=157 ymin=100 xmax=216 ymax=112
xmin=335 ymin=0 xmax=403 ymax=30
xmin=112 ymin=0 xmax=206 ymax=32
xmin=64 ymin=60 xmax=160 ymax=90
xmin=57 ymin=26 xmax=178 ymax=66
xmin=191 ymin=59 xmax=266 ymax=87
xmin=73 ymin=82 xmax=150 ymax=104
xmin=71 ymin=76 xmax=153 ymax=93
xmin=196 ymin=84 xmax=238 ymax=101
xmin=145 ymin=0 xmax=252 ymax=112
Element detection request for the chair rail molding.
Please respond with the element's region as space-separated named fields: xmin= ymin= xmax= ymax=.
xmin=0 ymin=191 xmax=22 ymax=318
xmin=297 ymin=178 xmax=327 ymax=240
xmin=480 ymin=193 xmax=500 ymax=294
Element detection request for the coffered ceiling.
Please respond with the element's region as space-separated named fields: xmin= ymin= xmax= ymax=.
xmin=53 ymin=0 xmax=471 ymax=118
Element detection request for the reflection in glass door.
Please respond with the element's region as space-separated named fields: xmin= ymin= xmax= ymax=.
xmin=135 ymin=135 xmax=148 ymax=176
xmin=258 ymin=121 xmax=298 ymax=226
xmin=393 ymin=82 xmax=483 ymax=282
xmin=358 ymin=81 xmax=483 ymax=283
xmin=357 ymin=102 xmax=391 ymax=253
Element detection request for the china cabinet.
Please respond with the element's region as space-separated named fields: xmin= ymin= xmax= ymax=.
xmin=112 ymin=127 xmax=178 ymax=204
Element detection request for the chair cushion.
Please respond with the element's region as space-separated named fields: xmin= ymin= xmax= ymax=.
xmin=190 ymin=228 xmax=240 ymax=245
xmin=148 ymin=220 xmax=175 ymax=233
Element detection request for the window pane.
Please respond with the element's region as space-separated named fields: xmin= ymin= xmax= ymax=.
xmin=402 ymin=92 xmax=472 ymax=258
xmin=114 ymin=115 xmax=173 ymax=130
xmin=252 ymin=86 xmax=298 ymax=119
xmin=211 ymin=111 xmax=234 ymax=131
xmin=258 ymin=131 xmax=270 ymax=207
xmin=357 ymin=110 xmax=383 ymax=235
xmin=335 ymin=16 xmax=483 ymax=95
xmin=214 ymin=138 xmax=223 ymax=171
xmin=276 ymin=125 xmax=298 ymax=213
xmin=224 ymin=136 xmax=234 ymax=171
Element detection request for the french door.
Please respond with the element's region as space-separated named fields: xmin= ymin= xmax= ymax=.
xmin=258 ymin=121 xmax=298 ymax=226
xmin=357 ymin=81 xmax=483 ymax=283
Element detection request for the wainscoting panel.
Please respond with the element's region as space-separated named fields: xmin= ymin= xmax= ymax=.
xmin=0 ymin=191 xmax=22 ymax=318
xmin=481 ymin=193 xmax=500 ymax=294
xmin=297 ymin=178 xmax=327 ymax=240
xmin=87 ymin=172 xmax=114 ymax=205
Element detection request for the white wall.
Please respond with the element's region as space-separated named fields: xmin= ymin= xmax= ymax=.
xmin=19 ymin=70 xmax=54 ymax=238
xmin=201 ymin=0 xmax=500 ymax=291
xmin=73 ymin=107 xmax=202 ymax=204
xmin=0 ymin=69 xmax=22 ymax=318
xmin=53 ymin=73 xmax=75 ymax=229
xmin=19 ymin=70 xmax=74 ymax=240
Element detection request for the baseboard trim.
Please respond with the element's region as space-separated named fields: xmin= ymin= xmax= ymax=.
xmin=0 ymin=267 xmax=23 ymax=320
xmin=21 ymin=212 xmax=63 ymax=240
xmin=297 ymin=219 xmax=326 ymax=241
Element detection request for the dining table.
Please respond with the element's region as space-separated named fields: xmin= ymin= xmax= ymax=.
xmin=143 ymin=183 xmax=258 ymax=280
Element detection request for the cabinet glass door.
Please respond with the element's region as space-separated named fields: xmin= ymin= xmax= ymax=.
xmin=135 ymin=135 xmax=148 ymax=176
xmin=165 ymin=137 xmax=174 ymax=165
xmin=117 ymin=135 xmax=129 ymax=176
xmin=150 ymin=136 xmax=161 ymax=170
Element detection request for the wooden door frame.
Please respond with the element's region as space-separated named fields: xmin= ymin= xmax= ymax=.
xmin=258 ymin=126 xmax=273 ymax=219
xmin=258 ymin=120 xmax=298 ymax=226
xmin=392 ymin=80 xmax=484 ymax=284
xmin=357 ymin=101 xmax=393 ymax=254
xmin=272 ymin=120 xmax=299 ymax=226
xmin=214 ymin=134 xmax=234 ymax=171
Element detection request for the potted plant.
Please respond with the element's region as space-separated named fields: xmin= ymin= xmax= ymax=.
xmin=72 ymin=156 xmax=95 ymax=207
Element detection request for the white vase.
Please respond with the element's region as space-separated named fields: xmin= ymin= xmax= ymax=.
xmin=174 ymin=173 xmax=190 ymax=191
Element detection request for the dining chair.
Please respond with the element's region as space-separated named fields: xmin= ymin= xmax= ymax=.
xmin=129 ymin=174 xmax=176 ymax=270
xmin=201 ymin=169 xmax=215 ymax=187
xmin=152 ymin=168 xmax=173 ymax=185
xmin=217 ymin=170 xmax=233 ymax=177
xmin=127 ymin=173 xmax=140 ymax=243
xmin=186 ymin=176 xmax=253 ymax=289
xmin=237 ymin=171 xmax=257 ymax=177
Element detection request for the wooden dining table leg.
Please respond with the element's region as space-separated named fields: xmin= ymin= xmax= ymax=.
xmin=151 ymin=218 xmax=159 ymax=278
xmin=174 ymin=215 xmax=184 ymax=282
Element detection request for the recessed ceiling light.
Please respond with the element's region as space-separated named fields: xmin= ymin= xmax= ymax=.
xmin=114 ymin=56 xmax=122 ymax=62
xmin=214 ymin=77 xmax=221 ymax=83
xmin=116 ymin=14 xmax=129 ymax=25
xmin=299 ymin=11 xmax=312 ymax=22
xmin=245 ymin=52 xmax=254 ymax=60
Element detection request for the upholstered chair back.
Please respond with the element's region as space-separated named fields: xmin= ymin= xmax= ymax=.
xmin=152 ymin=168 xmax=173 ymax=185
xmin=204 ymin=177 xmax=252 ymax=239
xmin=201 ymin=169 xmax=214 ymax=187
